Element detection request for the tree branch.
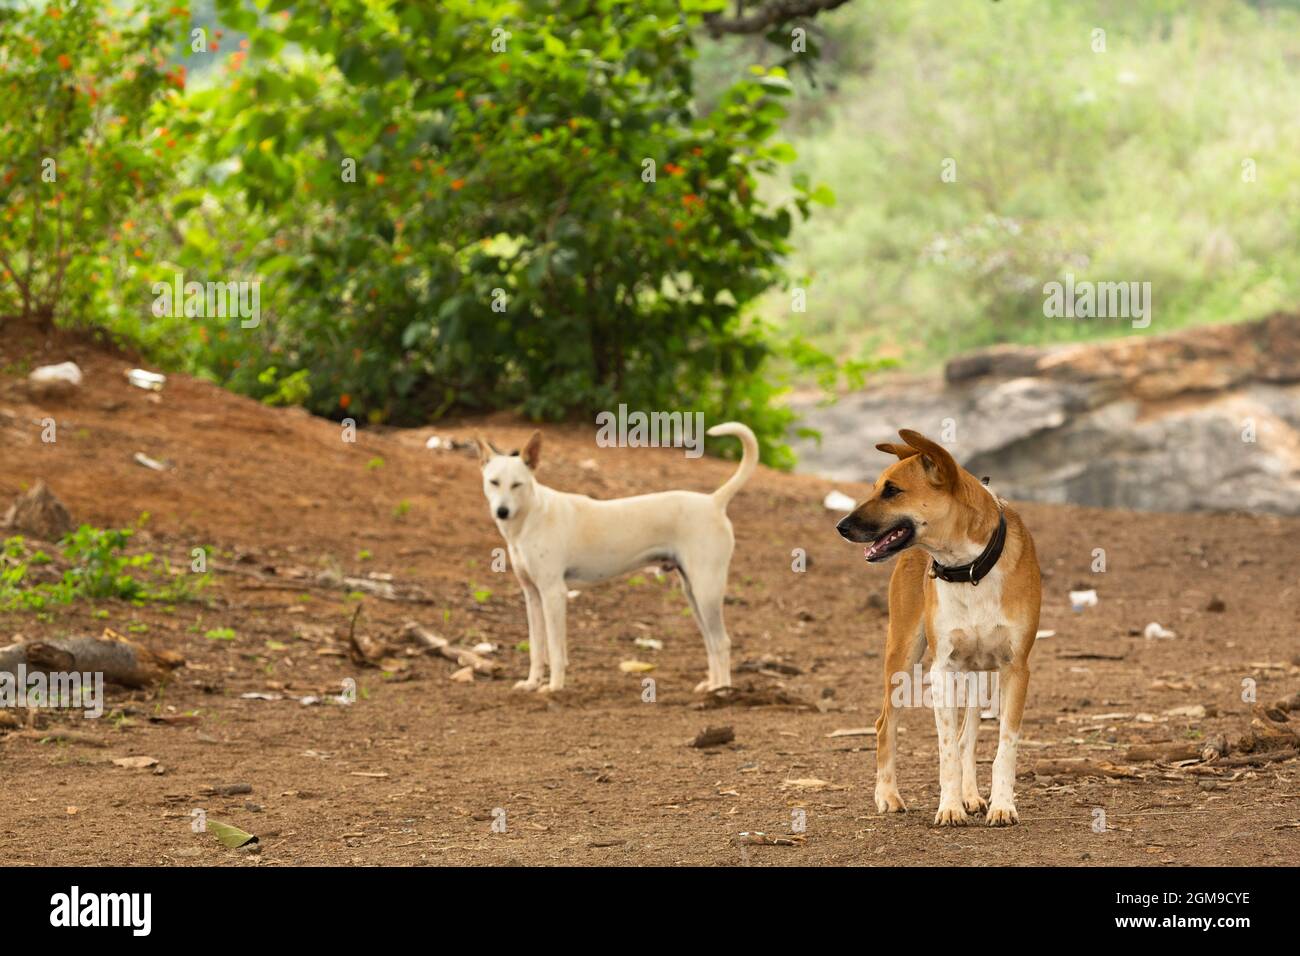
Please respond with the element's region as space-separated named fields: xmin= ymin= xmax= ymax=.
xmin=703 ymin=0 xmax=855 ymax=36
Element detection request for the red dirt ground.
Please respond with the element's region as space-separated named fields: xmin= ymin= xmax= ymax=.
xmin=1 ymin=324 xmax=1297 ymax=866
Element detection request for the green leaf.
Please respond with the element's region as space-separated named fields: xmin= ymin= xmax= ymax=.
xmin=208 ymin=820 xmax=258 ymax=849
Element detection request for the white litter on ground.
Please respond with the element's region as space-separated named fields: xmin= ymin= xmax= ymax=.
xmin=822 ymin=489 xmax=856 ymax=512
xmin=126 ymin=368 xmax=166 ymax=391
xmin=1069 ymin=589 xmax=1098 ymax=611
xmin=29 ymin=361 xmax=83 ymax=386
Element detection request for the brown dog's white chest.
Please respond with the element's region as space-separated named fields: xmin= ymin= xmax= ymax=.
xmin=927 ymin=570 xmax=1015 ymax=671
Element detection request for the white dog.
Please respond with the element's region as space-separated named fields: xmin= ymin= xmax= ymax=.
xmin=475 ymin=423 xmax=757 ymax=693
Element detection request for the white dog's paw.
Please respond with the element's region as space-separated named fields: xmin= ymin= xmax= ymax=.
xmin=875 ymin=785 xmax=907 ymax=814
xmin=512 ymin=679 xmax=541 ymax=692
xmin=933 ymin=803 xmax=971 ymax=827
xmin=694 ymin=680 xmax=732 ymax=694
xmin=986 ymin=804 xmax=1019 ymax=827
xmin=962 ymin=792 xmax=989 ymax=815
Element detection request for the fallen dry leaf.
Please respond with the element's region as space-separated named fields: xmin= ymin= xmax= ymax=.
xmin=112 ymin=756 xmax=158 ymax=769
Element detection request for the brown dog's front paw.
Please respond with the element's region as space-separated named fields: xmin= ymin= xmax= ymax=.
xmin=986 ymin=804 xmax=1019 ymax=826
xmin=933 ymin=805 xmax=971 ymax=827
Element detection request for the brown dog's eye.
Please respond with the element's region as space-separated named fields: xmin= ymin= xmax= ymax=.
xmin=490 ymin=480 xmax=500 ymax=487
xmin=510 ymin=482 xmax=521 ymax=490
xmin=882 ymin=481 xmax=902 ymax=499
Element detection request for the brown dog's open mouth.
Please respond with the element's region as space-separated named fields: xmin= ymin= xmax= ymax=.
xmin=864 ymin=522 xmax=914 ymax=562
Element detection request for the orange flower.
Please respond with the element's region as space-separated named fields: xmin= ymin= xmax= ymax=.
xmin=450 ymin=178 xmax=465 ymax=191
xmin=57 ymin=54 xmax=72 ymax=70
xmin=339 ymin=394 xmax=351 ymax=409
xmin=454 ymin=89 xmax=465 ymax=100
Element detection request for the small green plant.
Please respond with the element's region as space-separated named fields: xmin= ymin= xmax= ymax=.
xmin=392 ymin=500 xmax=411 ymax=519
xmin=204 ymin=627 xmax=237 ymax=641
xmin=471 ymin=586 xmax=492 ymax=604
xmin=365 ymin=457 xmax=385 ymax=471
xmin=1 ymin=523 xmax=211 ymax=611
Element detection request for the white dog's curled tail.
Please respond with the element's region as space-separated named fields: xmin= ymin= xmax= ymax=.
xmin=707 ymin=422 xmax=759 ymax=508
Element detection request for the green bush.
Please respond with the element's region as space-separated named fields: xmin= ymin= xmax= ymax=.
xmin=152 ymin=0 xmax=852 ymax=462
xmin=0 ymin=1 xmax=187 ymax=325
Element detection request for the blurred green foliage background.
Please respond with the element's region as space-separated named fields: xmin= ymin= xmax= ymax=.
xmin=2 ymin=0 xmax=1296 ymax=461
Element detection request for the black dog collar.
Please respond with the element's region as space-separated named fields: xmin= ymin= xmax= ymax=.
xmin=929 ymin=511 xmax=1006 ymax=586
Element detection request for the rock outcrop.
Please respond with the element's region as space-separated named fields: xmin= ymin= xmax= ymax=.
xmin=792 ymin=313 xmax=1300 ymax=515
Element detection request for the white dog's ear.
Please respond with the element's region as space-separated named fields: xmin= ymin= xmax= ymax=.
xmin=474 ymin=435 xmax=495 ymax=467
xmin=522 ymin=430 xmax=542 ymax=470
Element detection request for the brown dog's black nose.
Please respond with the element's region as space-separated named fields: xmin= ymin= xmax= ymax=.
xmin=837 ymin=512 xmax=879 ymax=543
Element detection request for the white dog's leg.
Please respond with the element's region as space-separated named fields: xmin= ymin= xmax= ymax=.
xmin=988 ymin=660 xmax=1028 ymax=826
xmin=682 ymin=569 xmax=731 ymax=693
xmin=959 ymin=703 xmax=986 ymax=814
xmin=931 ymin=665 xmax=968 ymax=826
xmin=538 ymin=584 xmax=568 ymax=692
xmin=513 ymin=581 xmax=547 ymax=691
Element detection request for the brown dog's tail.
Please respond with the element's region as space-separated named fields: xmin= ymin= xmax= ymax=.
xmin=707 ymin=422 xmax=758 ymax=509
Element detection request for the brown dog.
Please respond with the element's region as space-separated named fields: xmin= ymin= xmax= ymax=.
xmin=836 ymin=429 xmax=1041 ymax=826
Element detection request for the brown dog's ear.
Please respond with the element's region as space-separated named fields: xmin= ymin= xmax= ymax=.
xmin=897 ymin=429 xmax=958 ymax=487
xmin=521 ymin=430 xmax=542 ymax=470
xmin=473 ymin=435 xmax=493 ymax=467
xmin=875 ymin=441 xmax=920 ymax=460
